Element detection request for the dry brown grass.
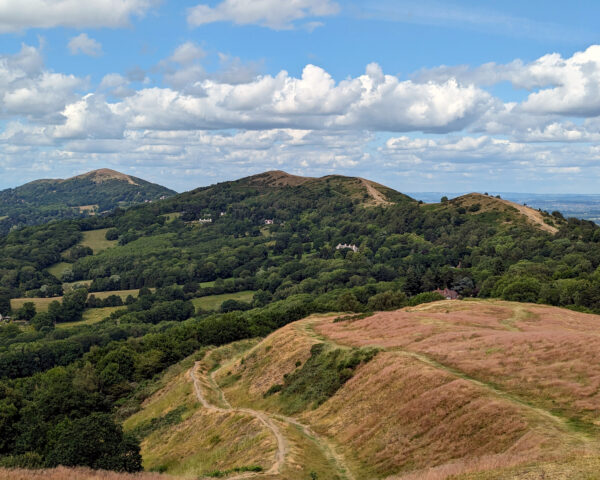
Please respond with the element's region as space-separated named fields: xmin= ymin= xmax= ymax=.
xmin=124 ymin=341 xmax=276 ymax=477
xmin=216 ymin=321 xmax=320 ymax=410
xmin=317 ymin=300 xmax=600 ymax=426
xmin=0 ymin=467 xmax=179 ymax=480
xmin=209 ymin=303 xmax=600 ymax=478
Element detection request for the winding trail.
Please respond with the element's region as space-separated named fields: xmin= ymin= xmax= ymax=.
xmin=189 ymin=362 xmax=286 ymax=478
xmin=190 ymin=354 xmax=355 ymax=480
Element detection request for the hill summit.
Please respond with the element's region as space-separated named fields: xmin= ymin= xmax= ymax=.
xmin=71 ymin=168 xmax=140 ymax=185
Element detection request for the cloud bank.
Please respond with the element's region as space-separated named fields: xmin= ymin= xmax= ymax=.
xmin=3 ymin=42 xmax=600 ymax=191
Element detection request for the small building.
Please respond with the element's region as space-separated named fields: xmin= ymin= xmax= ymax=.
xmin=434 ymin=288 xmax=459 ymax=300
xmin=196 ymin=218 xmax=212 ymax=223
xmin=0 ymin=314 xmax=12 ymax=322
xmin=264 ymin=219 xmax=274 ymax=225
xmin=336 ymin=243 xmax=359 ymax=253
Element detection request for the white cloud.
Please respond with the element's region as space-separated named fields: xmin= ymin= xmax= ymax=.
xmin=168 ymin=42 xmax=206 ymax=65
xmin=188 ymin=0 xmax=340 ymax=30
xmin=114 ymin=63 xmax=491 ymax=133
xmin=0 ymin=0 xmax=155 ymax=32
xmin=0 ymin=45 xmax=83 ymax=120
xmin=5 ymin=43 xmax=600 ymax=192
xmin=68 ymin=34 xmax=103 ymax=57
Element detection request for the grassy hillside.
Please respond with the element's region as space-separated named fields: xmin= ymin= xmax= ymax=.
xmin=193 ymin=300 xmax=600 ymax=479
xmin=0 ymin=169 xmax=175 ymax=234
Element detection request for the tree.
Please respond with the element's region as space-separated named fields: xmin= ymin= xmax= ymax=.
xmin=30 ymin=313 xmax=55 ymax=331
xmin=46 ymin=413 xmax=142 ymax=472
xmin=15 ymin=302 xmax=36 ymax=322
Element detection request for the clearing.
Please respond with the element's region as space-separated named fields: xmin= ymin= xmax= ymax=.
xmin=10 ymin=289 xmax=142 ymax=312
xmin=191 ymin=291 xmax=255 ymax=312
xmin=79 ymin=228 xmax=118 ymax=253
xmin=55 ymin=306 xmax=123 ymax=329
xmin=171 ymin=300 xmax=600 ymax=479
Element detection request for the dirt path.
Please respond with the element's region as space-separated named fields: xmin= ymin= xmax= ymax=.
xmin=190 ymin=362 xmax=286 ymax=478
xmin=191 ymin=348 xmax=355 ymax=480
xmin=360 ymin=178 xmax=391 ymax=206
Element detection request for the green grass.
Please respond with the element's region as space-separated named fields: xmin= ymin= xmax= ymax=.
xmin=264 ymin=343 xmax=379 ymax=414
xmin=191 ymin=291 xmax=255 ymax=311
xmin=10 ymin=289 xmax=143 ymax=313
xmin=10 ymin=297 xmax=60 ymax=312
xmin=0 ymin=216 xmax=7 ymax=221
xmin=161 ymin=212 xmax=182 ymax=222
xmin=80 ymin=228 xmax=118 ymax=253
xmin=62 ymin=280 xmax=92 ymax=292
xmin=55 ymin=306 xmax=123 ymax=329
xmin=47 ymin=262 xmax=71 ymax=279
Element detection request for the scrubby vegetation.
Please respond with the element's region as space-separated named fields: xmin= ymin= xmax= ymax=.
xmin=265 ymin=343 xmax=379 ymax=413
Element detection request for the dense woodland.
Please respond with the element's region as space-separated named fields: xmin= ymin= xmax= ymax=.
xmin=0 ymin=171 xmax=599 ymax=471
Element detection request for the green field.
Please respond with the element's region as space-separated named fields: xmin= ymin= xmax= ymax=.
xmin=62 ymin=280 xmax=92 ymax=292
xmin=161 ymin=212 xmax=182 ymax=222
xmin=80 ymin=228 xmax=118 ymax=253
xmin=47 ymin=262 xmax=71 ymax=279
xmin=56 ymin=306 xmax=123 ymax=329
xmin=191 ymin=291 xmax=255 ymax=311
xmin=10 ymin=288 xmax=144 ymax=312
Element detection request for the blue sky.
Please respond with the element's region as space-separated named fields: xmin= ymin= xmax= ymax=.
xmin=1 ymin=0 xmax=600 ymax=193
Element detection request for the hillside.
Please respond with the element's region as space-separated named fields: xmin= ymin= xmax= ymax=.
xmin=0 ymin=170 xmax=600 ymax=477
xmin=0 ymin=169 xmax=176 ymax=234
xmin=449 ymin=193 xmax=561 ymax=234
xmin=117 ymin=299 xmax=600 ymax=479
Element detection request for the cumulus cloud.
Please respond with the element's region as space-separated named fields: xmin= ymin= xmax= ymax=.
xmin=68 ymin=34 xmax=103 ymax=57
xmin=5 ymin=42 xmax=600 ymax=191
xmin=188 ymin=0 xmax=340 ymax=30
xmin=0 ymin=0 xmax=155 ymax=32
xmin=0 ymin=44 xmax=83 ymax=120
xmin=114 ymin=63 xmax=492 ymax=133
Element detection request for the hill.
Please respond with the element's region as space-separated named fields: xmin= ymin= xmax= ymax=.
xmin=0 ymin=169 xmax=176 ymax=234
xmin=1 ymin=170 xmax=600 ymax=477
xmin=448 ymin=193 xmax=560 ymax=234
xmin=115 ymin=299 xmax=600 ymax=479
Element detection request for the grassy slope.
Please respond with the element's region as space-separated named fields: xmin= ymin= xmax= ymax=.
xmin=80 ymin=228 xmax=117 ymax=253
xmin=191 ymin=291 xmax=255 ymax=312
xmin=123 ymin=341 xmax=277 ymax=477
xmin=55 ymin=306 xmax=123 ymax=329
xmin=211 ymin=301 xmax=600 ymax=479
xmin=0 ymin=466 xmax=178 ymax=480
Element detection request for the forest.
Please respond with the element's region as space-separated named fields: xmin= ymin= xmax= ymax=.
xmin=1 ymin=171 xmax=600 ymax=471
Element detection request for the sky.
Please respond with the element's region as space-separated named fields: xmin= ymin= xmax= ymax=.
xmin=1 ymin=1 xmax=600 ymax=193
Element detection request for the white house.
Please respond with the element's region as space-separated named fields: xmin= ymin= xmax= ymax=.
xmin=264 ymin=219 xmax=274 ymax=225
xmin=336 ymin=243 xmax=359 ymax=252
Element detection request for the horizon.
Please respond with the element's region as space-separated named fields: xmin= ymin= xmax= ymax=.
xmin=4 ymin=167 xmax=600 ymax=197
xmin=2 ymin=1 xmax=600 ymax=193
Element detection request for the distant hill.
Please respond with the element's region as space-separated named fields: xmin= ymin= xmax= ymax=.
xmin=0 ymin=169 xmax=176 ymax=234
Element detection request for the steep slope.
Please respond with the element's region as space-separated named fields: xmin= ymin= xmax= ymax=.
xmin=446 ymin=193 xmax=561 ymax=234
xmin=0 ymin=169 xmax=176 ymax=234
